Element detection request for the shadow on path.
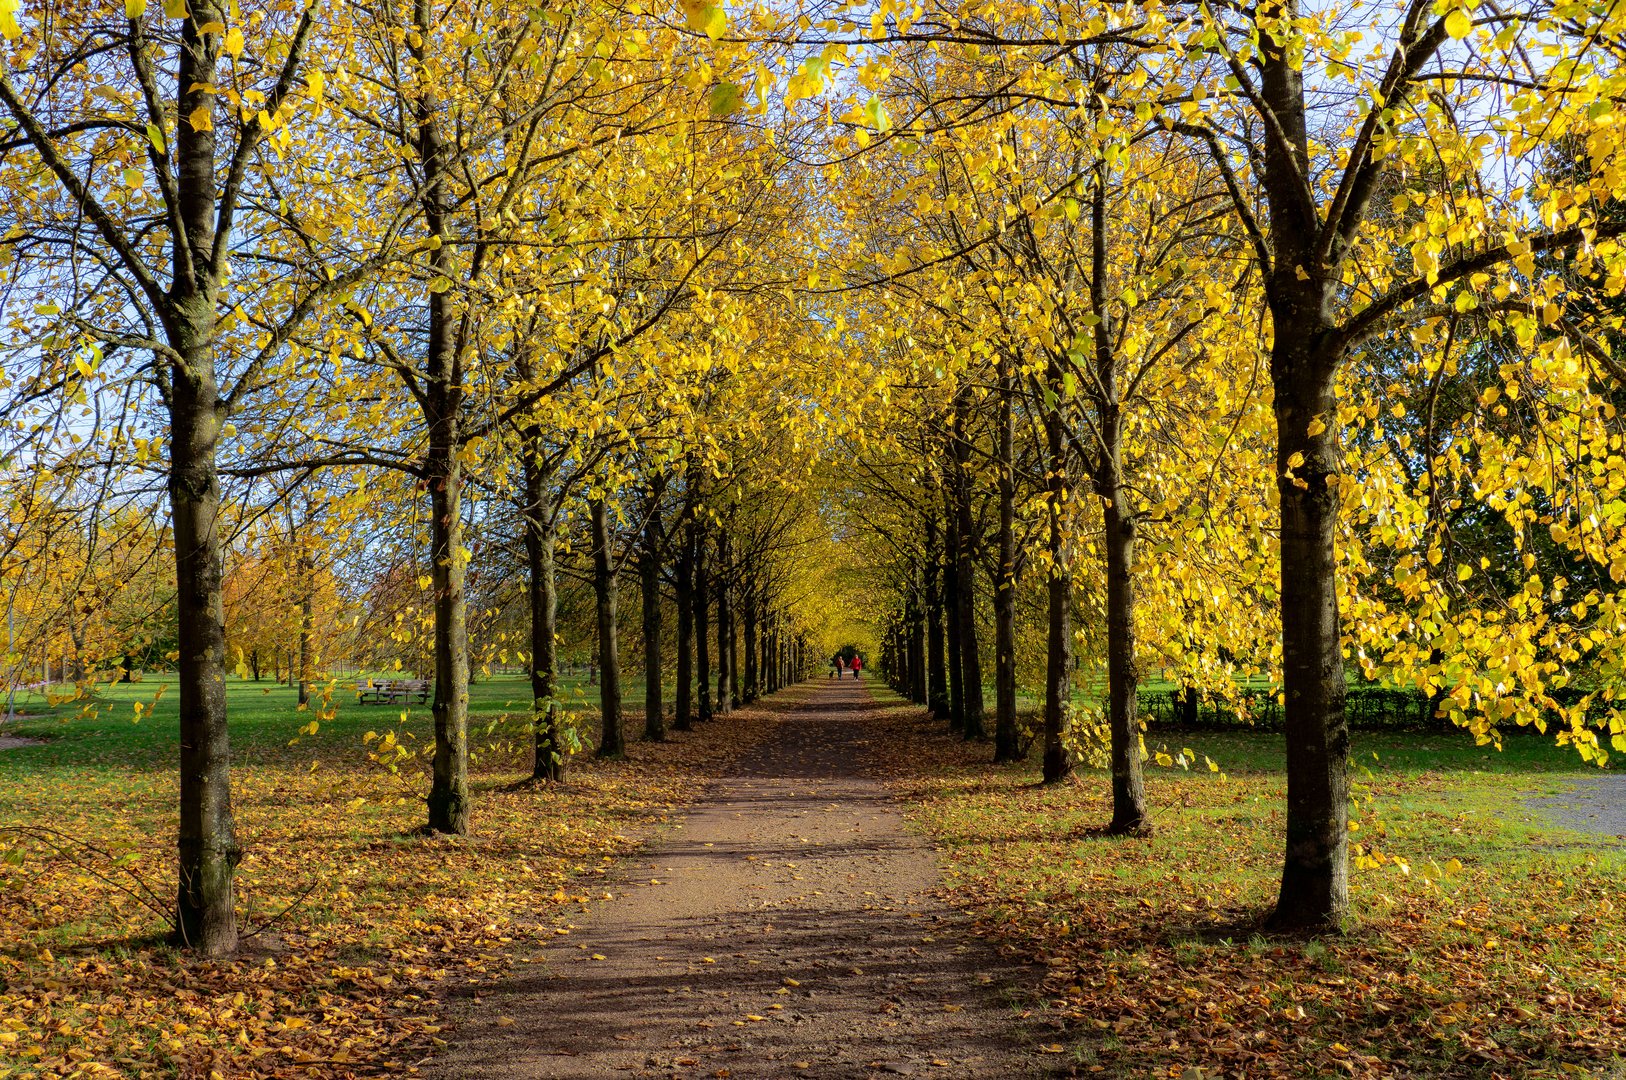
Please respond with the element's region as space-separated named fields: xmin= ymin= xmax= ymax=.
xmin=432 ymin=679 xmax=1050 ymax=1079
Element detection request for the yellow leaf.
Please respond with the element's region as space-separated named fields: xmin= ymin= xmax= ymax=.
xmin=162 ymin=0 xmax=187 ymax=17
xmin=125 ymin=0 xmax=146 ymax=17
xmin=1444 ymin=8 xmax=1472 ymax=38
xmin=682 ymin=0 xmax=726 ymax=39
xmin=224 ymin=26 xmax=243 ymax=57
xmin=0 ymin=0 xmax=20 ymax=40
xmin=188 ymin=105 xmax=212 ymax=132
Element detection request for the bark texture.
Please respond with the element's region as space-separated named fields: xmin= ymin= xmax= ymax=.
xmin=1258 ymin=21 xmax=1351 ymax=929
xmin=1041 ymin=374 xmax=1073 ymax=785
xmin=993 ymin=358 xmax=1020 ymax=762
xmin=694 ymin=525 xmax=712 ymax=721
xmin=592 ymin=497 xmax=625 ymax=758
xmin=522 ymin=454 xmax=562 ymax=782
xmin=641 ymin=504 xmax=664 ymax=742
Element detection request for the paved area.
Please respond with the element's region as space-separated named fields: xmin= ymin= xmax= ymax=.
xmin=433 ymin=679 xmax=1046 ymax=1079
xmin=1525 ymin=773 xmax=1626 ymax=839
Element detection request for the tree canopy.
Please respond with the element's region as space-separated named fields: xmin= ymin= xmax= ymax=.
xmin=5 ymin=0 xmax=1626 ymax=962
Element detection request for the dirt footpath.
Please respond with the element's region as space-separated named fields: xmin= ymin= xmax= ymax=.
xmin=435 ymin=679 xmax=1048 ymax=1079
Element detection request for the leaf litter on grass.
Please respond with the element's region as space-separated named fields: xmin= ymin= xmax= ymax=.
xmin=866 ymin=693 xmax=1626 ymax=1079
xmin=0 ymin=700 xmax=779 ymax=1079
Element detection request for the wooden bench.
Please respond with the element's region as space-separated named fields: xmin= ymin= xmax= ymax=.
xmin=355 ymin=678 xmax=432 ymax=705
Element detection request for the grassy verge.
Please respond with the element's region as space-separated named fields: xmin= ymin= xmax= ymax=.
xmin=867 ymin=685 xmax=1626 ymax=1079
xmin=0 ymin=672 xmax=778 ymax=1078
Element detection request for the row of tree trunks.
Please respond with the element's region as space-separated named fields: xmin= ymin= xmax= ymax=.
xmin=543 ymin=499 xmax=793 ymax=759
xmin=512 ymin=463 xmax=809 ymax=776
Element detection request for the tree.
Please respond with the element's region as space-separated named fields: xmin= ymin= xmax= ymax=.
xmin=1170 ymin=0 xmax=1626 ymax=927
xmin=0 ymin=0 xmax=373 ymax=954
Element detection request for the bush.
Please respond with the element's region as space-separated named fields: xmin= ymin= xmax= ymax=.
xmin=1140 ymin=683 xmax=1437 ymax=732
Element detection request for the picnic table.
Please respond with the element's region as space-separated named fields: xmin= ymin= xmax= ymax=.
xmin=355 ymin=678 xmax=432 ymax=705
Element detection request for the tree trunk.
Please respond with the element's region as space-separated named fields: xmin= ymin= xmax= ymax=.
xmin=1270 ymin=365 xmax=1350 ymax=927
xmin=592 ymin=496 xmax=625 ymax=757
xmin=297 ymin=551 xmax=313 ymax=707
xmin=674 ymin=525 xmax=694 ymax=732
xmin=1259 ymin=29 xmax=1351 ymax=930
xmin=522 ymin=450 xmax=562 ymax=781
xmin=741 ymin=584 xmax=758 ymax=703
xmin=942 ymin=507 xmax=965 ymax=734
xmin=1102 ymin=472 xmax=1149 ymax=832
xmin=424 ymin=433 xmax=469 ymax=832
xmin=1042 ymin=376 xmax=1073 ymax=785
xmin=716 ymin=534 xmax=733 ymax=716
xmin=727 ymin=573 xmax=740 ymax=707
xmin=950 ymin=401 xmax=986 ymax=740
xmin=993 ymin=356 xmax=1019 ymax=761
xmin=924 ymin=516 xmax=949 ymax=719
xmin=170 ymin=327 xmax=240 ymax=957
xmin=1090 ymin=168 xmax=1148 ymax=832
xmin=908 ymin=592 xmax=926 ymax=705
xmin=415 ymin=0 xmax=470 ymax=837
xmin=249 ymin=650 xmax=260 ymax=682
xmin=641 ymin=504 xmax=664 ymax=741
xmin=765 ymin=614 xmax=778 ymax=694
xmin=694 ymin=524 xmax=712 ymax=721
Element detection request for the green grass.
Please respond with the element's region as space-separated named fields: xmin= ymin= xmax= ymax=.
xmin=868 ymin=684 xmax=1626 ymax=1078
xmin=0 ymin=670 xmax=655 ymax=772
xmin=0 ymin=666 xmax=762 ymax=1077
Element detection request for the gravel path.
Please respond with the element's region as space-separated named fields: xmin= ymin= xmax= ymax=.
xmin=433 ymin=678 xmax=1046 ymax=1079
xmin=1524 ymin=773 xmax=1626 ymax=839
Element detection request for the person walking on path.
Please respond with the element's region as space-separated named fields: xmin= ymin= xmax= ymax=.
xmin=850 ymin=653 xmax=862 ymax=679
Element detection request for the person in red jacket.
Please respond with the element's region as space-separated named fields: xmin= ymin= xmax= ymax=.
xmin=849 ymin=653 xmax=862 ymax=679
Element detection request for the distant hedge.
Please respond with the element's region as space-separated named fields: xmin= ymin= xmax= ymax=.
xmin=1140 ymin=684 xmax=1439 ymax=732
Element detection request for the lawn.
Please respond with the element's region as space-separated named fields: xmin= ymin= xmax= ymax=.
xmin=0 ymin=670 xmax=761 ymax=1078
xmin=868 ymin=685 xmax=1626 ymax=1079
